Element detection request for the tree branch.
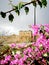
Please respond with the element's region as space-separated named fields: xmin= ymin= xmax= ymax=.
xmin=23 ymin=1 xmax=34 ymax=6
xmin=5 ymin=9 xmax=15 ymax=13
xmin=5 ymin=1 xmax=36 ymax=13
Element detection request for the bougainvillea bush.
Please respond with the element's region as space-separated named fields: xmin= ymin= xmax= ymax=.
xmin=0 ymin=24 xmax=49 ymax=65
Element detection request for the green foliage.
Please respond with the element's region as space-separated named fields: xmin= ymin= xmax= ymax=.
xmin=32 ymin=46 xmax=36 ymax=50
xmin=32 ymin=1 xmax=37 ymax=7
xmin=39 ymin=25 xmax=46 ymax=35
xmin=15 ymin=9 xmax=20 ymax=16
xmin=46 ymin=36 xmax=49 ymax=39
xmin=47 ymin=53 xmax=49 ymax=56
xmin=24 ymin=7 xmax=29 ymax=15
xmin=0 ymin=0 xmax=47 ymax=22
xmin=43 ymin=52 xmax=49 ymax=57
xmin=8 ymin=13 xmax=14 ymax=22
xmin=0 ymin=11 xmax=6 ymax=18
xmin=14 ymin=6 xmax=20 ymax=15
xmin=12 ymin=48 xmax=17 ymax=55
xmin=41 ymin=0 xmax=47 ymax=7
xmin=27 ymin=57 xmax=31 ymax=61
xmin=14 ymin=2 xmax=24 ymax=15
xmin=37 ymin=0 xmax=42 ymax=8
xmin=40 ymin=46 xmax=43 ymax=50
xmin=0 ymin=45 xmax=9 ymax=56
xmin=18 ymin=2 xmax=24 ymax=10
xmin=14 ymin=6 xmax=18 ymax=10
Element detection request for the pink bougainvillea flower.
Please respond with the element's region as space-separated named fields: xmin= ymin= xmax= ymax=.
xmin=23 ymin=47 xmax=33 ymax=55
xmin=23 ymin=49 xmax=28 ymax=55
xmin=10 ymin=59 xmax=18 ymax=65
xmin=0 ymin=24 xmax=49 ymax=65
xmin=10 ymin=58 xmax=19 ymax=65
xmin=31 ymin=25 xmax=40 ymax=36
xmin=1 ymin=59 xmax=8 ymax=64
xmin=37 ymin=51 xmax=42 ymax=58
xmin=45 ymin=27 xmax=49 ymax=33
xmin=9 ymin=43 xmax=16 ymax=48
xmin=44 ymin=24 xmax=49 ymax=33
xmin=28 ymin=53 xmax=32 ymax=57
xmin=42 ymin=59 xmax=47 ymax=64
xmin=17 ymin=43 xmax=25 ymax=48
xmin=18 ymin=58 xmax=24 ymax=65
xmin=14 ymin=54 xmax=21 ymax=59
xmin=5 ymin=55 xmax=11 ymax=61
xmin=27 ymin=47 xmax=32 ymax=53
xmin=36 ymin=34 xmax=47 ymax=47
xmin=35 ymin=47 xmax=39 ymax=52
xmin=1 ymin=60 xmax=5 ymax=64
xmin=22 ymin=55 xmax=28 ymax=61
xmin=1 ymin=55 xmax=11 ymax=65
xmin=44 ymin=24 xmax=49 ymax=28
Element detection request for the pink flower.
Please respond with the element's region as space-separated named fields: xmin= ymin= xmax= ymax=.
xmin=14 ymin=54 xmax=21 ymax=59
xmin=42 ymin=59 xmax=47 ymax=64
xmin=37 ymin=52 xmax=42 ymax=57
xmin=18 ymin=58 xmax=24 ymax=65
xmin=1 ymin=60 xmax=5 ymax=64
xmin=23 ymin=47 xmax=32 ymax=55
xmin=9 ymin=43 xmax=16 ymax=48
xmin=27 ymin=47 xmax=32 ymax=53
xmin=23 ymin=49 xmax=28 ymax=54
xmin=10 ymin=59 xmax=18 ymax=65
xmin=44 ymin=24 xmax=49 ymax=33
xmin=1 ymin=59 xmax=8 ymax=64
xmin=36 ymin=34 xmax=47 ymax=47
xmin=45 ymin=27 xmax=49 ymax=33
xmin=28 ymin=53 xmax=32 ymax=57
xmin=31 ymin=25 xmax=40 ymax=36
xmin=1 ymin=24 xmax=49 ymax=65
xmin=44 ymin=24 xmax=49 ymax=28
xmin=1 ymin=56 xmax=11 ymax=64
xmin=22 ymin=55 xmax=28 ymax=61
xmin=5 ymin=55 xmax=11 ymax=61
xmin=35 ymin=47 xmax=39 ymax=52
xmin=17 ymin=43 xmax=25 ymax=48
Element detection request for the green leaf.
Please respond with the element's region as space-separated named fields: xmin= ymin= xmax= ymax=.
xmin=47 ymin=53 xmax=49 ymax=56
xmin=12 ymin=48 xmax=17 ymax=54
xmin=0 ymin=11 xmax=6 ymax=18
xmin=24 ymin=7 xmax=29 ymax=15
xmin=18 ymin=2 xmax=24 ymax=10
xmin=14 ymin=6 xmax=18 ymax=10
xmin=21 ymin=54 xmax=24 ymax=57
xmin=14 ymin=5 xmax=20 ymax=15
xmin=40 ymin=46 xmax=43 ymax=50
xmin=15 ymin=10 xmax=20 ymax=15
xmin=0 ymin=45 xmax=9 ymax=56
xmin=46 ymin=36 xmax=49 ymax=39
xmin=33 ymin=1 xmax=37 ymax=7
xmin=43 ymin=53 xmax=48 ymax=57
xmin=37 ymin=0 xmax=42 ymax=8
xmin=27 ymin=57 xmax=31 ymax=61
xmin=41 ymin=0 xmax=47 ymax=7
xmin=8 ymin=13 xmax=14 ymax=22
xmin=32 ymin=46 xmax=36 ymax=50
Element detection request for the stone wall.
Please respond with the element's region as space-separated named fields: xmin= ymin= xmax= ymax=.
xmin=19 ymin=30 xmax=33 ymax=43
xmin=0 ymin=30 xmax=33 ymax=44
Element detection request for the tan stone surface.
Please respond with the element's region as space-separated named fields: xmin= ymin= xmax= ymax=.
xmin=0 ymin=30 xmax=33 ymax=44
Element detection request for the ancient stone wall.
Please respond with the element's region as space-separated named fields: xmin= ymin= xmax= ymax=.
xmin=0 ymin=30 xmax=33 ymax=44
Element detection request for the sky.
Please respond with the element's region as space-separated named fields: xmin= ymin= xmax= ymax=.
xmin=0 ymin=0 xmax=49 ymax=35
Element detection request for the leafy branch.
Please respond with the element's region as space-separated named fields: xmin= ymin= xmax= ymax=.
xmin=0 ymin=0 xmax=47 ymax=22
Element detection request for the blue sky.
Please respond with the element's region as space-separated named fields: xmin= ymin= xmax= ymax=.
xmin=0 ymin=0 xmax=49 ymax=35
